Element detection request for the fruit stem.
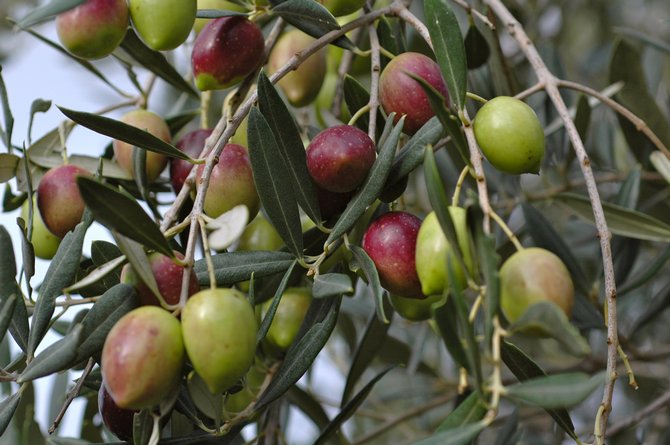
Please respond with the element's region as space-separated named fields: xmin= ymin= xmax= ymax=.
xmin=452 ymin=165 xmax=470 ymax=207
xmin=466 ymin=92 xmax=488 ymax=104
xmin=198 ymin=215 xmax=218 ymax=291
xmin=617 ymin=345 xmax=639 ymax=390
xmin=348 ymin=103 xmax=371 ymax=127
xmin=163 ymin=216 xmax=192 ymax=240
xmin=489 ymin=209 xmax=523 ymax=251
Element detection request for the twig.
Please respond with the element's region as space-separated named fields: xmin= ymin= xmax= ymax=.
xmin=450 ymin=0 xmax=495 ymax=29
xmin=556 ymin=79 xmax=670 ymax=159
xmin=607 ymin=388 xmax=670 ymax=436
xmin=48 ymin=358 xmax=95 ymax=434
xmin=396 ymin=8 xmax=432 ymax=48
xmin=483 ymin=1 xmax=619 ymax=442
xmin=367 ymin=22 xmax=382 ymax=141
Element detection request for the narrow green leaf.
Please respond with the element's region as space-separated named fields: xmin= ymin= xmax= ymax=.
xmin=0 ymin=392 xmax=21 ymax=436
xmin=409 ymin=72 xmax=469 ymax=163
xmin=19 ymin=325 xmax=84 ymax=382
xmin=521 ymin=203 xmax=590 ymax=295
xmin=464 ymin=25 xmax=490 ymax=69
xmin=424 ymin=0 xmax=467 ymax=111
xmin=614 ymin=27 xmax=670 ymax=55
xmin=133 ymin=409 xmax=154 ymax=445
xmin=194 ymin=250 xmax=296 ymax=287
xmin=113 ymin=232 xmax=161 ymax=301
xmin=433 ymin=297 xmax=469 ymax=371
xmin=382 ymin=117 xmax=443 ymax=195
xmin=120 ymin=29 xmax=200 ymax=98
xmin=286 ymin=386 xmax=330 ymax=430
xmin=75 ymin=283 xmax=139 ymax=362
xmin=28 ymin=153 xmax=130 ymax=180
xmin=16 ymin=0 xmax=85 ymax=28
xmin=315 ymin=366 xmax=394 ymax=445
xmin=493 ymin=409 xmax=519 ymax=445
xmin=0 ymin=67 xmax=13 ymax=152
xmin=343 ymin=75 xmax=385 ymax=138
xmin=509 ymin=302 xmax=591 ymax=357
xmin=555 ymin=192 xmax=670 ymax=242
xmin=341 ymin=310 xmax=392 ymax=406
xmin=505 ymin=372 xmax=604 ymax=409
xmin=621 ymin=245 xmax=670 ymax=297
xmin=566 ymin=95 xmax=591 ymax=168
xmin=0 ymin=294 xmax=18 ymax=345
xmin=196 ymin=9 xmax=249 ymax=18
xmin=629 ymin=281 xmax=670 ymax=335
xmin=77 ymin=177 xmax=174 ymax=257
xmin=436 ymin=392 xmax=487 ymax=432
xmin=257 ymin=72 xmax=322 ymax=226
xmin=313 ymin=273 xmax=353 ymax=299
xmin=256 ymin=260 xmax=298 ymax=346
xmin=272 ymin=0 xmax=355 ymax=50
xmin=59 ymin=107 xmax=192 ymax=161
xmin=27 ymin=214 xmax=91 ymax=358
xmin=28 ymin=99 xmax=52 ymax=144
xmin=326 ymin=116 xmax=404 ymax=246
xmin=0 ymin=154 xmax=18 ymax=183
xmin=17 ymin=26 xmax=127 ymax=96
xmin=255 ymin=296 xmax=341 ymax=411
xmin=477 ymin=232 xmax=499 ymax=347
xmin=609 ymin=40 xmax=670 ymax=163
xmin=412 ymin=421 xmax=485 ymax=445
xmin=423 ymin=148 xmax=467 ymax=277
xmin=92 ymin=240 xmax=123 ymax=266
xmin=248 ymin=107 xmax=304 ymax=258
xmin=350 ymin=245 xmax=388 ymax=323
xmin=650 ymin=151 xmax=670 ymax=185
xmin=501 ymin=341 xmax=577 ymax=439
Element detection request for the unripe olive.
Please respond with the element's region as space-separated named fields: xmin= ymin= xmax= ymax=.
xmin=181 ymin=288 xmax=257 ymax=393
xmin=101 ymin=306 xmax=184 ymax=409
xmin=499 ymin=247 xmax=574 ymax=323
xmin=129 ymin=0 xmax=196 ymax=51
xmin=390 ymin=294 xmax=444 ymax=322
xmin=473 ymin=96 xmax=545 ymax=175
xmin=263 ymin=287 xmax=312 ymax=352
xmin=268 ymin=30 xmax=327 ymax=107
xmin=415 ymin=208 xmax=473 ymax=296
xmin=21 ymin=196 xmax=61 ymax=260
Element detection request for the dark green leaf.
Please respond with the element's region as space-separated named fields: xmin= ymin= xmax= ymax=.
xmin=566 ymin=95 xmax=591 ymax=168
xmin=76 ymin=283 xmax=139 ymax=362
xmin=609 ymin=40 xmax=670 ymax=164
xmin=77 ymin=176 xmax=174 ymax=257
xmin=341 ymin=309 xmax=392 ymax=406
xmin=436 ymin=391 xmax=487 ymax=432
xmin=343 ymin=75 xmax=385 ymax=138
xmin=257 ymin=72 xmax=322 ymax=226
xmin=272 ymin=0 xmax=355 ymax=51
xmin=521 ymin=203 xmax=590 ymax=295
xmin=509 ymin=302 xmax=591 ymax=357
xmin=424 ymin=0 xmax=467 ymax=110
xmin=28 ymin=153 xmax=130 ymax=181
xmin=19 ymin=324 xmax=84 ymax=382
xmin=255 ymin=296 xmax=341 ymax=411
xmin=120 ymin=29 xmax=200 ymax=98
xmin=464 ymin=25 xmax=490 ymax=69
xmin=555 ymin=192 xmax=670 ymax=242
xmin=28 ymin=99 xmax=52 ymax=144
xmin=59 ymin=107 xmax=193 ymax=161
xmin=0 ymin=293 xmax=18 ymax=345
xmin=433 ymin=297 xmax=469 ymax=371
xmin=113 ymin=232 xmax=161 ymax=302
xmin=622 ymin=245 xmax=670 ymax=298
xmin=16 ymin=0 xmax=85 ymax=28
xmin=326 ymin=116 xmax=404 ymax=246
xmin=197 ymin=9 xmax=249 ymax=18
xmin=629 ymin=281 xmax=670 ymax=335
xmin=313 ymin=273 xmax=353 ymax=299
xmin=248 ymin=107 xmax=303 ymax=259
xmin=92 ymin=240 xmax=123 ymax=266
xmin=286 ymin=386 xmax=330 ymax=430
xmin=133 ymin=409 xmax=154 ymax=445
xmin=27 ymin=213 xmax=91 ymax=358
xmin=0 ymin=154 xmax=19 ymax=183
xmin=476 ymin=232 xmax=499 ymax=347
xmin=411 ymin=421 xmax=485 ymax=445
xmin=350 ymin=245 xmax=388 ymax=323
xmin=0 ymin=67 xmax=13 ymax=152
xmin=0 ymin=392 xmax=21 ymax=436
xmin=315 ymin=366 xmax=394 ymax=445
xmin=195 ymin=250 xmax=296 ymax=287
xmin=377 ymin=17 xmax=403 ymax=68
xmin=382 ymin=117 xmax=443 ymax=198
xmin=409 ymin=72 xmax=469 ymax=163
xmin=256 ymin=260 xmax=298 ymax=346
xmin=501 ymin=341 xmax=577 ymax=439
xmin=493 ymin=409 xmax=519 ymax=445
xmin=505 ymin=372 xmax=604 ymax=409
xmin=614 ymin=27 xmax=670 ymax=55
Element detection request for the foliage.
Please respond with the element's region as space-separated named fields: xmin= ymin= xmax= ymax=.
xmin=0 ymin=0 xmax=669 ymax=444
